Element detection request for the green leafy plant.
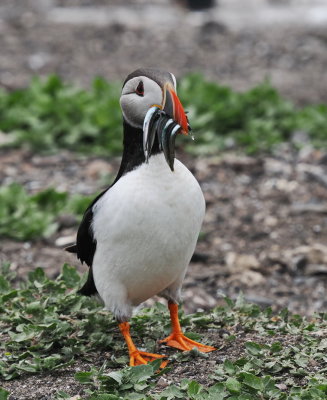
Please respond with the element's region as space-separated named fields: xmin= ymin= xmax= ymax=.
xmin=0 ymin=388 xmax=9 ymax=400
xmin=1 ymin=264 xmax=326 ymax=399
xmin=179 ymin=74 xmax=327 ymax=154
xmin=0 ymin=183 xmax=93 ymax=240
xmin=0 ymin=74 xmax=326 ymax=155
xmin=0 ymin=75 xmax=122 ymax=154
xmin=0 ymin=264 xmax=116 ymax=381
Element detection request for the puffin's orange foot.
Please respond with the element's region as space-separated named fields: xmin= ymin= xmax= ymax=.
xmin=130 ymin=350 xmax=168 ymax=368
xmin=160 ymin=333 xmax=216 ymax=353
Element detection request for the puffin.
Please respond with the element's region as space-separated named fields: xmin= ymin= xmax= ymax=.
xmin=66 ymin=68 xmax=215 ymax=367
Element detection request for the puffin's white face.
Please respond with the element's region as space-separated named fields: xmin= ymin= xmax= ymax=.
xmin=120 ymin=74 xmax=177 ymax=129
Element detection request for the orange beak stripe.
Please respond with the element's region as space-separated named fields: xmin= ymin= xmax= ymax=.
xmin=168 ymin=88 xmax=189 ymax=135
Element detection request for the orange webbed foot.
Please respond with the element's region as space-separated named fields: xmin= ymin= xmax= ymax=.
xmin=119 ymin=321 xmax=168 ymax=368
xmin=160 ymin=302 xmax=216 ymax=353
xmin=130 ymin=350 xmax=168 ymax=367
xmin=160 ymin=332 xmax=216 ymax=352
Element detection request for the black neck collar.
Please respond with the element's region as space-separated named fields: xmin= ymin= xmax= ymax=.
xmin=113 ymin=120 xmax=161 ymax=184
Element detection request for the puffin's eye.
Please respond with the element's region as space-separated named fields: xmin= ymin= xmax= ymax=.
xmin=135 ymin=81 xmax=144 ymax=97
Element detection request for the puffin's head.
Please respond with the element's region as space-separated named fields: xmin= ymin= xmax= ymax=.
xmin=120 ymin=67 xmax=189 ymax=133
xmin=120 ymin=68 xmax=190 ymax=170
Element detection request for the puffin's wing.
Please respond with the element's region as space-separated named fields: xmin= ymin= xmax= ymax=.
xmin=65 ymin=189 xmax=109 ymax=295
xmin=76 ymin=207 xmax=96 ymax=267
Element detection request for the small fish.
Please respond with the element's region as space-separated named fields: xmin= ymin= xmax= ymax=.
xmin=143 ymin=106 xmax=160 ymax=162
xmin=143 ymin=106 xmax=183 ymax=171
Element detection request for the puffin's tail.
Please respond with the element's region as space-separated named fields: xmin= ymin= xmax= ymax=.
xmin=65 ymin=244 xmax=77 ymax=253
xmin=65 ymin=243 xmax=98 ymax=296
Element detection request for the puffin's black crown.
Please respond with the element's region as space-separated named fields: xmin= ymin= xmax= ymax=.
xmin=123 ymin=67 xmax=175 ymax=89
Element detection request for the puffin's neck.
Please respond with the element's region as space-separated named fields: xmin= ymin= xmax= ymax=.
xmin=113 ymin=120 xmax=161 ymax=184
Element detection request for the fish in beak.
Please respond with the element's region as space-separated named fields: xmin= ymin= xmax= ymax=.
xmin=143 ymin=82 xmax=191 ymax=171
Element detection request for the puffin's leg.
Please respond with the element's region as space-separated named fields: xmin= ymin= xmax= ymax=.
xmin=159 ymin=301 xmax=216 ymax=352
xmin=118 ymin=322 xmax=168 ymax=367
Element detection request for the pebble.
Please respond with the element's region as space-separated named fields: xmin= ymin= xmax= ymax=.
xmin=85 ymin=160 xmax=113 ymax=179
xmin=225 ymin=252 xmax=260 ymax=272
xmin=157 ymin=377 xmax=169 ymax=388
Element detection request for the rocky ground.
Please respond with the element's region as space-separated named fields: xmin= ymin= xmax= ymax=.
xmin=0 ymin=0 xmax=326 ymax=398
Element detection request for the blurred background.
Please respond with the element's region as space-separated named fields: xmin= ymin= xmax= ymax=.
xmin=1 ymin=0 xmax=327 ymax=103
xmin=0 ymin=0 xmax=326 ymax=315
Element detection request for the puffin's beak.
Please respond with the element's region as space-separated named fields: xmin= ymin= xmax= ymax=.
xmin=143 ymin=82 xmax=191 ymax=171
xmin=162 ymin=83 xmax=189 ymax=135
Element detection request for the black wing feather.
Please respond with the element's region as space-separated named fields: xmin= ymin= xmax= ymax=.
xmin=67 ymin=188 xmax=108 ymax=296
xmin=76 ymin=207 xmax=96 ymax=268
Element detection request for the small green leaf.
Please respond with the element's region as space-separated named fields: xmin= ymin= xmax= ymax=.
xmin=107 ymin=370 xmax=123 ymax=384
xmin=241 ymin=372 xmax=264 ymax=391
xmin=55 ymin=391 xmax=70 ymax=399
xmin=74 ymin=371 xmax=93 ymax=384
xmin=207 ymin=383 xmax=226 ymax=400
xmin=2 ymin=290 xmax=18 ymax=302
xmin=225 ymin=378 xmax=241 ymax=394
xmin=245 ymin=342 xmax=262 ymax=356
xmin=270 ymin=341 xmax=283 ymax=353
xmin=223 ymin=359 xmax=236 ymax=375
xmin=224 ymin=297 xmax=234 ymax=308
xmin=184 ymin=332 xmax=202 ymax=341
xmin=9 ymin=330 xmax=36 ymax=343
xmin=28 ymin=267 xmax=46 ymax=283
xmin=0 ymin=388 xmax=9 ymax=400
xmin=127 ymin=364 xmax=154 ymax=384
xmin=159 ymin=385 xmax=185 ymax=399
xmin=61 ymin=264 xmax=81 ymax=288
xmin=88 ymin=395 xmax=121 ymax=400
xmin=188 ymin=380 xmax=202 ymax=397
xmin=0 ymin=276 xmax=10 ymax=292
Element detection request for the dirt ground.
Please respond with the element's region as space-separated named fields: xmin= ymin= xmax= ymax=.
xmin=2 ymin=326 xmax=313 ymax=399
xmin=0 ymin=0 xmax=327 ymax=398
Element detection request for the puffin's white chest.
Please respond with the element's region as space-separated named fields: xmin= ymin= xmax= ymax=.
xmin=91 ymin=154 xmax=205 ymax=307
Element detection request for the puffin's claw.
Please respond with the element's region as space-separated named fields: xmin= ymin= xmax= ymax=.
xmin=130 ymin=350 xmax=168 ymax=367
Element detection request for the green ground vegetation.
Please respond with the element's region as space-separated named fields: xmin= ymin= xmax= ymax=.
xmin=0 ymin=183 xmax=93 ymax=240
xmin=0 ymin=264 xmax=326 ymax=399
xmin=0 ymin=74 xmax=326 ymax=155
